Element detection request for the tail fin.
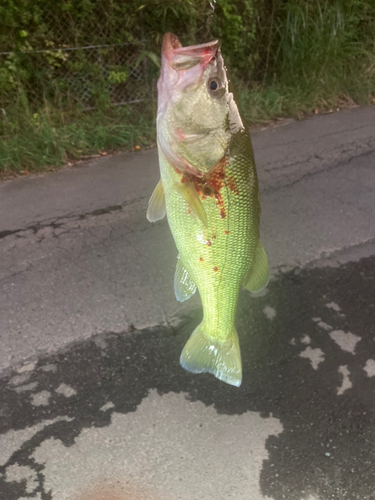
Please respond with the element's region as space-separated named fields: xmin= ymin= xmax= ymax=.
xmin=180 ymin=322 xmax=242 ymax=387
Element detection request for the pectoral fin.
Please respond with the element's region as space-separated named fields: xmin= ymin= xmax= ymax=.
xmin=174 ymin=255 xmax=196 ymax=302
xmin=243 ymin=240 xmax=269 ymax=293
xmin=146 ymin=180 xmax=166 ymax=222
xmin=175 ymin=181 xmax=208 ymax=228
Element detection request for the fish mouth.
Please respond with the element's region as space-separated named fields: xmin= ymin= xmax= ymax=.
xmin=162 ymin=33 xmax=182 ymax=54
xmin=162 ymin=33 xmax=219 ymax=70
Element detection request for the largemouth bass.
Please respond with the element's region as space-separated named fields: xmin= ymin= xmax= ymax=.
xmin=147 ymin=33 xmax=269 ymax=387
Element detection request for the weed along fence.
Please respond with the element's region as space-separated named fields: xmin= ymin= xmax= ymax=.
xmin=1 ymin=0 xmax=374 ymax=173
xmin=0 ymin=0 xmax=155 ymax=124
xmin=0 ymin=41 xmax=148 ymax=114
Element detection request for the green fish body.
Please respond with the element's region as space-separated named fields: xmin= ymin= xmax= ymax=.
xmin=147 ymin=33 xmax=269 ymax=387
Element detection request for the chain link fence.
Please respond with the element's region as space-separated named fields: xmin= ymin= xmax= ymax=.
xmin=0 ymin=0 xmax=156 ymax=118
xmin=0 ymin=41 xmax=149 ymax=113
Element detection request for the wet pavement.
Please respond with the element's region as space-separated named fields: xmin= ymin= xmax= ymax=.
xmin=0 ymin=106 xmax=375 ymax=500
xmin=1 ymin=258 xmax=375 ymax=499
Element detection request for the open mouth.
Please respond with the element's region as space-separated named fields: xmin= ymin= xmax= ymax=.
xmin=162 ymin=33 xmax=219 ymax=70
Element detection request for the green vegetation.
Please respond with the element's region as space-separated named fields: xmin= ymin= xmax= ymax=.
xmin=1 ymin=0 xmax=375 ymax=174
xmin=240 ymin=0 xmax=375 ymax=124
xmin=0 ymin=101 xmax=154 ymax=173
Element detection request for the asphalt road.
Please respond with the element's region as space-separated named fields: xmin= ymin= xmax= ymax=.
xmin=0 ymin=106 xmax=374 ymax=500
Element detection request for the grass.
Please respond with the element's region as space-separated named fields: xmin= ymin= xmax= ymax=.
xmin=240 ymin=0 xmax=375 ymax=125
xmin=1 ymin=0 xmax=375 ymax=175
xmin=0 ymin=100 xmax=156 ymax=175
xmin=239 ymin=77 xmax=374 ymax=127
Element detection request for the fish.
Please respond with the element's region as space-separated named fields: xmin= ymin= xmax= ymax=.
xmin=147 ymin=33 xmax=269 ymax=387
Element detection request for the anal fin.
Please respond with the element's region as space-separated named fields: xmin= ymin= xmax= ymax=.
xmin=174 ymin=255 xmax=196 ymax=302
xmin=243 ymin=240 xmax=269 ymax=293
xmin=147 ymin=179 xmax=166 ymax=222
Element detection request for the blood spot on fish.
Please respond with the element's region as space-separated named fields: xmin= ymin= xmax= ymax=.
xmin=224 ymin=230 xmax=230 ymax=235
xmin=199 ymin=257 xmax=204 ymax=262
xmin=226 ymin=176 xmax=239 ymax=195
xmin=213 ymin=266 xmax=219 ymax=272
xmin=203 ymin=185 xmax=214 ymax=196
xmin=179 ymin=155 xmax=237 ymax=220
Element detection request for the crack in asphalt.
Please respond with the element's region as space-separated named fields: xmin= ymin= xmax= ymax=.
xmin=0 ymin=197 xmax=147 ymax=242
xmin=262 ymin=137 xmax=375 ymax=174
xmin=262 ymin=146 xmax=375 ymax=193
xmin=304 ymin=237 xmax=375 ymax=268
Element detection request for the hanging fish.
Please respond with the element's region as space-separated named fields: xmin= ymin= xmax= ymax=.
xmin=147 ymin=33 xmax=269 ymax=387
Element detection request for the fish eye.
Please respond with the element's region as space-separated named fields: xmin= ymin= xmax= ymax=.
xmin=207 ymin=77 xmax=224 ymax=98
